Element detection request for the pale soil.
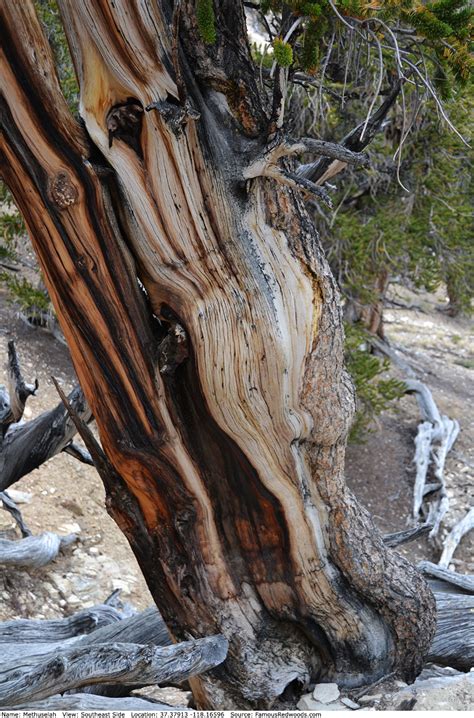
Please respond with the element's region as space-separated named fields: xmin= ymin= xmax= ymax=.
xmin=346 ymin=286 xmax=474 ymax=572
xmin=0 ymin=283 xmax=472 ymax=624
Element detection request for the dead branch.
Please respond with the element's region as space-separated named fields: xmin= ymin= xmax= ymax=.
xmin=419 ymin=561 xmax=474 ymax=594
xmin=438 ymin=508 xmax=474 ymax=569
xmin=8 ymin=694 xmax=188 ymax=710
xmin=383 ymin=523 xmax=432 ymax=548
xmin=0 ymin=490 xmax=31 ymax=536
xmin=0 ymin=531 xmax=78 ymax=568
xmin=0 ymin=635 xmax=228 ymax=706
xmin=428 ymin=592 xmax=474 ymax=671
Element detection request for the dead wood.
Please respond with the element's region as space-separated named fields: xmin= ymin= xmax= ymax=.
xmin=0 ymin=385 xmax=92 ymax=493
xmin=0 ymin=604 xmax=123 ymax=644
xmin=0 ymin=635 xmax=228 ymax=706
xmin=428 ymin=592 xmax=474 ymax=671
xmin=383 ymin=523 xmax=432 ymax=548
xmin=438 ymin=508 xmax=474 ymax=569
xmin=7 ymin=694 xmax=188 ymax=710
xmin=0 ymin=531 xmax=78 ymax=568
xmin=419 ymin=561 xmax=474 ymax=594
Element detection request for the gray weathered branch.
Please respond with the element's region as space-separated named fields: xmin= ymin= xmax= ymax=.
xmin=428 ymin=592 xmax=474 ymax=671
xmin=383 ymin=523 xmax=432 ymax=548
xmin=419 ymin=561 xmax=474 ymax=594
xmin=438 ymin=508 xmax=474 ymax=569
xmin=0 ymin=385 xmax=92 ymax=492
xmin=0 ymin=531 xmax=78 ymax=568
xmin=0 ymin=490 xmax=31 ymax=536
xmin=0 ymin=635 xmax=228 ymax=706
xmin=0 ymin=604 xmax=123 ymax=644
xmin=7 ymin=694 xmax=188 ymax=710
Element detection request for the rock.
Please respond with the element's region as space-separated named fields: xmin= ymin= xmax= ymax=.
xmin=297 ymin=694 xmax=318 ymax=711
xmin=387 ymin=673 xmax=474 ymax=711
xmin=341 ymin=697 xmax=360 ymax=710
xmin=358 ymin=693 xmax=382 ymax=704
xmin=88 ymin=547 xmax=100 ymax=556
xmin=5 ymin=489 xmax=32 ymax=504
xmin=112 ymin=578 xmax=131 ymax=595
xmin=298 ymin=694 xmax=347 ymax=711
xmin=312 ymin=682 xmax=340 ymax=703
xmin=59 ymin=521 xmax=82 ymax=534
xmin=66 ymin=594 xmax=81 ymax=606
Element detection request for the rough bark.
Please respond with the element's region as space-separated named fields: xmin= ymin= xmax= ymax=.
xmin=0 ymin=1 xmax=435 ymax=708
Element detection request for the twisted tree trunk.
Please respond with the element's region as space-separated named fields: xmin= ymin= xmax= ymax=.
xmin=0 ymin=1 xmax=435 ymax=708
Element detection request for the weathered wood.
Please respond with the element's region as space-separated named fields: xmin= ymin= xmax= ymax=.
xmin=0 ymin=531 xmax=77 ymax=568
xmin=0 ymin=605 xmax=123 ymax=643
xmin=0 ymin=490 xmax=31 ymax=536
xmin=404 ymin=380 xmax=459 ymax=531
xmin=383 ymin=523 xmax=432 ymax=548
xmin=0 ymin=1 xmax=436 ymax=707
xmin=63 ymin=441 xmax=94 ymax=465
xmin=0 ymin=385 xmax=91 ymax=492
xmin=6 ymin=694 xmax=188 ymax=710
xmin=438 ymin=508 xmax=474 ymax=569
xmin=419 ymin=561 xmax=474 ymax=594
xmin=0 ymin=605 xmax=169 ymax=665
xmin=428 ymin=592 xmax=474 ymax=671
xmin=80 ymin=606 xmax=171 ymax=648
xmin=1 ymin=340 xmax=38 ymax=436
xmin=0 ymin=636 xmax=228 ymax=706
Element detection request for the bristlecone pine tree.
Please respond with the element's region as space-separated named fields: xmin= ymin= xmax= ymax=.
xmin=0 ymin=0 xmax=441 ymax=709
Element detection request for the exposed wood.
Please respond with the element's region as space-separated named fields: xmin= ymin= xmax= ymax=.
xmin=80 ymin=606 xmax=171 ymax=648
xmin=383 ymin=523 xmax=432 ymax=548
xmin=7 ymin=694 xmax=188 ymax=710
xmin=0 ymin=605 xmax=123 ymax=644
xmin=0 ymin=1 xmax=436 ymax=707
xmin=428 ymin=592 xmax=474 ymax=671
xmin=438 ymin=508 xmax=474 ymax=569
xmin=0 ymin=605 xmax=169 ymax=665
xmin=0 ymin=385 xmax=91 ymax=492
xmin=419 ymin=561 xmax=474 ymax=594
xmin=0 ymin=490 xmax=32 ymax=536
xmin=0 ymin=636 xmax=228 ymax=706
xmin=404 ymin=380 xmax=459 ymax=531
xmin=0 ymin=531 xmax=77 ymax=568
xmin=4 ymin=340 xmax=38 ymax=428
xmin=63 ymin=441 xmax=94 ymax=466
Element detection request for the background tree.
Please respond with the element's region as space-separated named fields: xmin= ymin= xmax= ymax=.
xmin=0 ymin=0 xmax=471 ymax=709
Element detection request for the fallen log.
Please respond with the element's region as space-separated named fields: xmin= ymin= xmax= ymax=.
xmin=0 ymin=635 xmax=228 ymax=706
xmin=6 ymin=693 xmax=188 ymax=710
xmin=419 ymin=561 xmax=474 ymax=594
xmin=428 ymin=592 xmax=474 ymax=671
xmin=0 ymin=604 xmax=123 ymax=643
xmin=80 ymin=605 xmax=171 ymax=648
xmin=0 ymin=531 xmax=78 ymax=567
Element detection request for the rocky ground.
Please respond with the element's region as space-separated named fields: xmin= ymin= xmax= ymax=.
xmin=0 ymin=283 xmax=472 ymax=709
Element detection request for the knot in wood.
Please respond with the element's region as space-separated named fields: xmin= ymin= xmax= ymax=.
xmin=50 ymin=171 xmax=78 ymax=209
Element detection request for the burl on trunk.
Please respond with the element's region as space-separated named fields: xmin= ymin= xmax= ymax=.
xmin=0 ymin=0 xmax=435 ymax=708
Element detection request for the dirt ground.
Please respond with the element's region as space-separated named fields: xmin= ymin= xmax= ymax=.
xmin=0 ymin=283 xmax=473 ymax=625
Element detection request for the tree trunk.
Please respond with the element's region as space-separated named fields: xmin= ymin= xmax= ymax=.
xmin=0 ymin=1 xmax=435 ymax=708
